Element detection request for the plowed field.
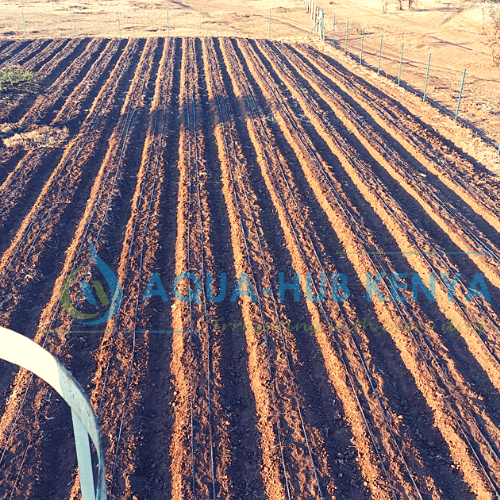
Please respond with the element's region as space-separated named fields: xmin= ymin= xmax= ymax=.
xmin=1 ymin=37 xmax=500 ymax=500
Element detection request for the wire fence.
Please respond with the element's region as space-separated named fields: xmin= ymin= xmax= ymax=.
xmin=1 ymin=8 xmax=311 ymax=41
xmin=1 ymin=2 xmax=499 ymax=151
xmin=304 ymin=0 xmax=472 ymax=118
xmin=302 ymin=0 xmax=500 ymax=152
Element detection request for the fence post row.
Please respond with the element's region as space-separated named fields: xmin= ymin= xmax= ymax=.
xmin=320 ymin=7 xmax=477 ymax=131
xmin=20 ymin=1 xmax=478 ymax=132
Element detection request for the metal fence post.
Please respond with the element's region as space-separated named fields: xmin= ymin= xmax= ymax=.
xmin=377 ymin=34 xmax=383 ymax=74
xmin=397 ymin=43 xmax=404 ymax=86
xmin=117 ymin=12 xmax=122 ymax=38
xmin=345 ymin=20 xmax=349 ymax=54
xmin=332 ymin=15 xmax=336 ymax=46
xmin=455 ymin=69 xmax=466 ymax=121
xmin=360 ymin=28 xmax=365 ymax=64
xmin=22 ymin=10 xmax=27 ymax=38
xmin=423 ymin=53 xmax=431 ymax=102
xmin=73 ymin=12 xmax=77 ymax=37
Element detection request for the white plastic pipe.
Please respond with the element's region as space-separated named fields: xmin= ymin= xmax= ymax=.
xmin=0 ymin=326 xmax=107 ymax=500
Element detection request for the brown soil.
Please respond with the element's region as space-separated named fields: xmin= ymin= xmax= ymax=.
xmin=0 ymin=34 xmax=499 ymax=500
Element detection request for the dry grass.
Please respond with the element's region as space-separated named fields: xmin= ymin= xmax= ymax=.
xmin=0 ymin=122 xmax=19 ymax=134
xmin=488 ymin=4 xmax=500 ymax=65
xmin=3 ymin=125 xmax=69 ymax=149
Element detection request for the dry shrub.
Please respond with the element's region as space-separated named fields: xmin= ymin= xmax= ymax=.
xmin=0 ymin=122 xmax=19 ymax=135
xmin=3 ymin=125 xmax=69 ymax=149
xmin=489 ymin=4 xmax=500 ymax=65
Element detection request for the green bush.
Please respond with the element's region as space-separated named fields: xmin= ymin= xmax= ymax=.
xmin=0 ymin=66 xmax=38 ymax=95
